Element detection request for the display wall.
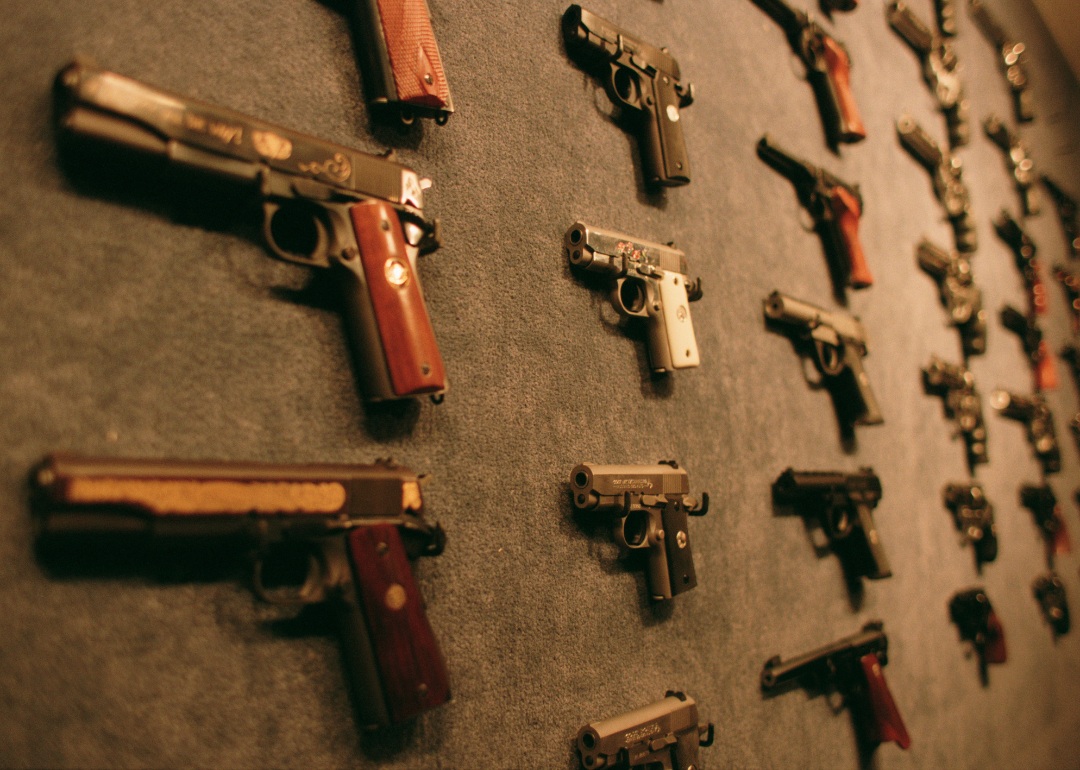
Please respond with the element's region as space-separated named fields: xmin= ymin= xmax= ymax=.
xmin=2 ymin=0 xmax=1080 ymax=768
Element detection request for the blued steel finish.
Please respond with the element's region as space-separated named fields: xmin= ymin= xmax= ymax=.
xmin=570 ymin=462 xmax=708 ymax=600
xmin=1020 ymin=484 xmax=1071 ymax=564
xmin=757 ymin=135 xmax=872 ymax=289
xmin=773 ymin=467 xmax=891 ymax=579
xmin=31 ymin=453 xmax=449 ymax=727
xmin=887 ymin=1 xmax=969 ymax=147
xmin=761 ymin=621 xmax=911 ymax=750
xmin=562 ymin=5 xmax=694 ymax=188
xmin=1033 ymin=573 xmax=1070 ymax=636
xmin=1001 ymin=305 xmax=1055 ymax=391
xmin=1044 ymin=176 xmax=1080 ymax=259
xmin=991 ymin=390 xmax=1061 ymax=473
xmin=968 ymin=0 xmax=1033 ymax=122
xmin=349 ymin=0 xmax=454 ymax=126
xmin=897 ymin=114 xmax=977 ymax=253
xmin=924 ymin=358 xmax=989 ymax=468
xmin=984 ymin=115 xmax=1039 ymax=215
xmin=764 ymin=291 xmax=883 ymax=426
xmin=53 ymin=60 xmax=446 ymax=403
xmin=749 ymin=0 xmax=866 ymax=145
xmin=995 ymin=209 xmax=1047 ymax=314
xmin=949 ymin=588 xmax=1006 ymax=682
xmin=916 ymin=239 xmax=986 ymax=356
xmin=575 ymin=691 xmax=714 ymax=770
xmin=565 ymin=222 xmax=703 ymax=373
xmin=943 ymin=484 xmax=997 ymax=564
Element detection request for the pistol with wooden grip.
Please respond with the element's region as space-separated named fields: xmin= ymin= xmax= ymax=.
xmin=757 ymin=135 xmax=872 ymax=289
xmin=54 ymin=60 xmax=446 ymax=403
xmin=562 ymin=5 xmax=694 ymax=188
xmin=773 ymin=467 xmax=892 ymax=580
xmin=566 ymin=222 xmax=703 ymax=373
xmin=348 ymin=0 xmax=453 ymax=126
xmin=1020 ymin=484 xmax=1071 ymax=563
xmin=924 ymin=357 xmax=989 ymax=468
xmin=750 ymin=0 xmax=866 ymax=145
xmin=887 ymin=0 xmax=969 ymax=147
xmin=917 ymin=239 xmax=986 ymax=356
xmin=30 ymin=453 xmax=450 ymax=728
xmin=1001 ymin=305 xmax=1057 ymax=391
xmin=949 ymin=588 xmax=1007 ymax=683
xmin=761 ymin=621 xmax=911 ymax=750
xmin=570 ymin=462 xmax=709 ymax=600
xmin=575 ymin=691 xmax=714 ymax=770
xmin=764 ymin=291 xmax=883 ymax=426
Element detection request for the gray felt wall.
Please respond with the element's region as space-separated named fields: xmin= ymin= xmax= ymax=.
xmin=2 ymin=0 xmax=1080 ymax=768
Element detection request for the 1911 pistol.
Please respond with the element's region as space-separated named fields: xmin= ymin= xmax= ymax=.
xmin=575 ymin=692 xmax=714 ymax=770
xmin=761 ymin=621 xmax=911 ymax=750
xmin=30 ymin=453 xmax=449 ymax=727
xmin=924 ymin=357 xmax=989 ymax=468
xmin=757 ymin=135 xmax=872 ymax=288
xmin=562 ymin=5 xmax=694 ymax=187
xmin=764 ymin=291 xmax=883 ymax=426
xmin=984 ymin=115 xmax=1039 ymax=215
xmin=54 ymin=60 xmax=446 ymax=403
xmin=887 ymin=1 xmax=969 ymax=148
xmin=1020 ymin=484 xmax=1071 ymax=563
xmin=917 ymin=239 xmax=986 ymax=356
xmin=570 ymin=462 xmax=708 ymax=600
xmin=991 ymin=390 xmax=1061 ymax=473
xmin=750 ymin=0 xmax=866 ymax=145
xmin=943 ymin=484 xmax=998 ymax=566
xmin=773 ymin=467 xmax=892 ymax=579
xmin=949 ymin=588 xmax=1007 ymax=683
xmin=897 ymin=114 xmax=977 ymax=253
xmin=968 ymin=0 xmax=1033 ymax=123
xmin=348 ymin=0 xmax=453 ymax=126
xmin=566 ymin=222 xmax=703 ymax=373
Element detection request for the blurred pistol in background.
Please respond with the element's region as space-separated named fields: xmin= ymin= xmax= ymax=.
xmin=943 ymin=484 xmax=998 ymax=567
xmin=991 ymin=390 xmax=1061 ymax=474
xmin=1043 ymin=176 xmax=1080 ymax=259
xmin=968 ymin=0 xmax=1033 ymax=122
xmin=54 ymin=60 xmax=447 ymax=403
xmin=949 ymin=588 xmax=1007 ymax=684
xmin=924 ymin=357 xmax=989 ymax=469
xmin=575 ymin=691 xmax=714 ymax=770
xmin=30 ymin=453 xmax=449 ymax=728
xmin=916 ymin=239 xmax=986 ymax=356
xmin=984 ymin=115 xmax=1039 ymax=216
xmin=562 ymin=4 xmax=694 ymax=187
xmin=757 ymin=135 xmax=872 ymax=289
xmin=1000 ymin=305 xmax=1056 ymax=391
xmin=566 ymin=222 xmax=703 ymax=373
xmin=570 ymin=462 xmax=708 ymax=600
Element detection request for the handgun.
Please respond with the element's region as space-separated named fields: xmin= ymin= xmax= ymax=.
xmin=562 ymin=5 xmax=694 ymax=188
xmin=30 ymin=453 xmax=449 ymax=727
xmin=347 ymin=0 xmax=453 ymax=126
xmin=1033 ymin=572 xmax=1070 ymax=636
xmin=1020 ymin=484 xmax=1071 ymax=563
xmin=1058 ymin=344 xmax=1080 ymax=450
xmin=887 ymin=1 xmax=969 ymax=148
xmin=570 ymin=462 xmax=709 ymax=600
xmin=773 ymin=467 xmax=892 ymax=580
xmin=995 ymin=209 xmax=1047 ymax=314
xmin=761 ymin=621 xmax=911 ymax=750
xmin=949 ymin=588 xmax=1007 ymax=683
xmin=1043 ymin=176 xmax=1080 ymax=259
xmin=764 ymin=291 xmax=883 ymax=426
xmin=943 ymin=484 xmax=998 ymax=566
xmin=935 ymin=0 xmax=959 ymax=37
xmin=916 ymin=239 xmax=986 ymax=356
xmin=565 ymin=222 xmax=703 ymax=373
xmin=749 ymin=0 xmax=866 ymax=145
xmin=924 ymin=357 xmax=989 ymax=468
xmin=968 ymin=0 xmax=1033 ymax=123
xmin=991 ymin=390 xmax=1061 ymax=473
xmin=1054 ymin=266 xmax=1080 ymax=334
xmin=984 ymin=115 xmax=1039 ymax=216
xmin=54 ymin=60 xmax=447 ymax=403
xmin=1000 ymin=305 xmax=1056 ymax=391
xmin=757 ymin=135 xmax=873 ymax=288
xmin=575 ymin=692 xmax=714 ymax=770
xmin=897 ymin=114 xmax=977 ymax=253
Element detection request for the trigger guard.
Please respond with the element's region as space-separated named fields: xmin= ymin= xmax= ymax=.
xmin=612 ymin=277 xmax=650 ymax=319
xmin=609 ymin=62 xmax=642 ymax=110
xmin=815 ymin=340 xmax=844 ymax=376
xmin=252 ymin=548 xmax=327 ymax=605
xmin=262 ymin=200 xmax=333 ymax=268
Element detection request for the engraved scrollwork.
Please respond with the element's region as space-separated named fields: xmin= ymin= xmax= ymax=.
xmin=298 ymin=152 xmax=352 ymax=183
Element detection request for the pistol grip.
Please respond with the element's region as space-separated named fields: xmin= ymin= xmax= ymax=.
xmin=855 ymin=503 xmax=892 ymax=579
xmin=342 ymin=524 xmax=450 ymax=725
xmin=656 ymin=272 xmax=700 ymax=369
xmin=661 ymin=502 xmax=699 ymax=598
xmin=1036 ymin=340 xmax=1058 ymax=391
xmin=642 ymin=76 xmax=691 ymax=186
xmin=347 ymin=199 xmax=446 ymax=399
xmin=858 ymin=653 xmax=911 ymax=749
xmin=830 ymin=186 xmax=872 ymax=288
xmin=819 ymin=36 xmax=866 ymax=143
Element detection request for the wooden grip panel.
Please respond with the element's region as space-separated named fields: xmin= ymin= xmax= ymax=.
xmin=351 ymin=199 xmax=446 ymax=397
xmin=347 ymin=524 xmax=450 ymax=722
xmin=821 ymin=36 xmax=866 ymax=142
xmin=859 ymin=653 xmax=911 ymax=749
xmin=376 ymin=0 xmax=451 ymax=109
xmin=830 ymin=186 xmax=872 ymax=288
